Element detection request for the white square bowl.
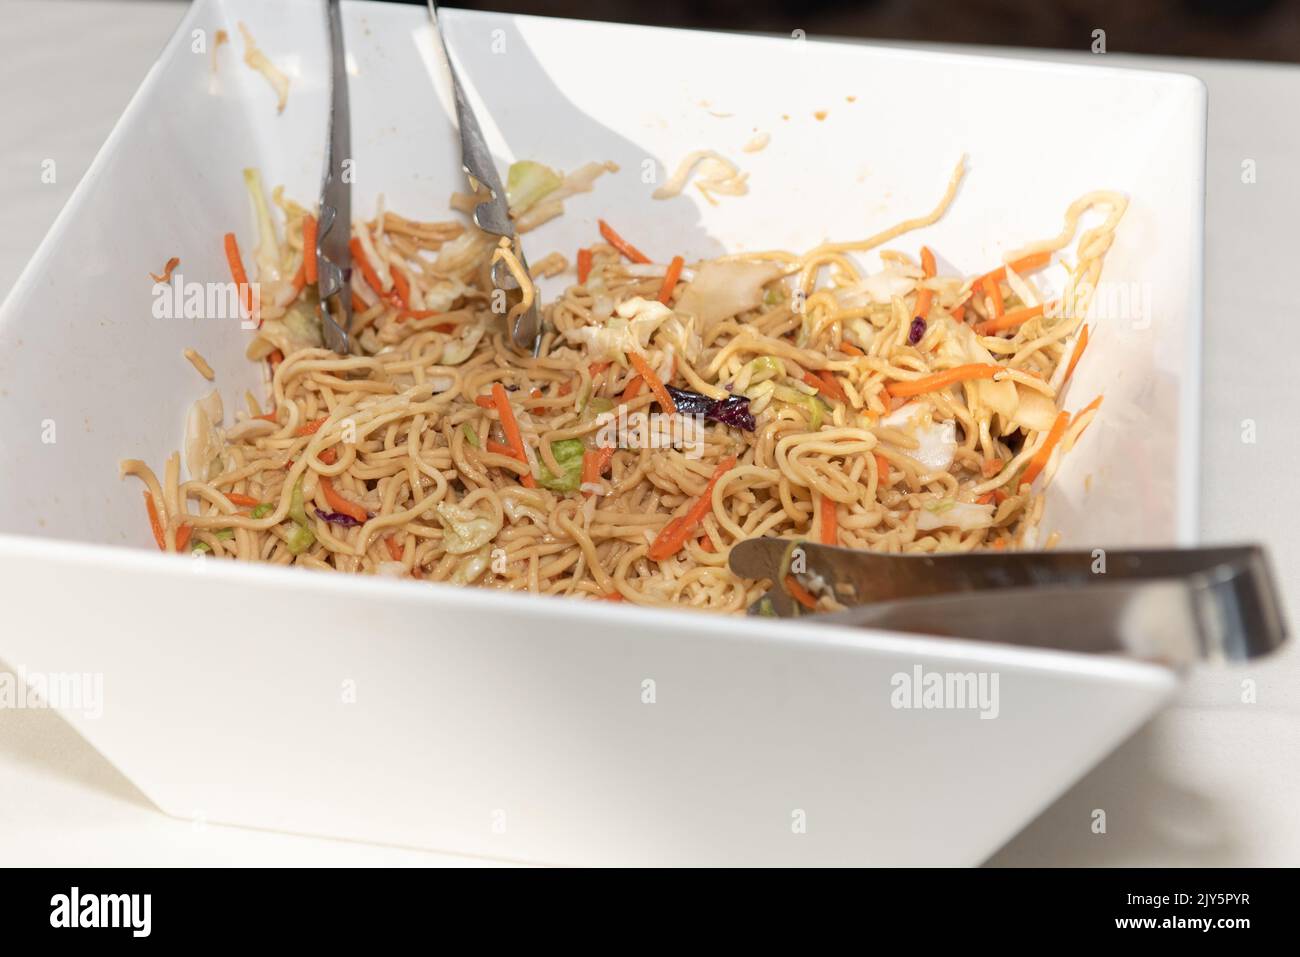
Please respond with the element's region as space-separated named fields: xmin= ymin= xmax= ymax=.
xmin=0 ymin=0 xmax=1203 ymax=865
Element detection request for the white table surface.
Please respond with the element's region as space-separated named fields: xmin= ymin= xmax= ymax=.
xmin=1 ymin=0 xmax=1296 ymax=867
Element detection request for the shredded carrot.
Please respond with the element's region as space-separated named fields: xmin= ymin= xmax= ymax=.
xmin=319 ymin=476 xmax=369 ymax=523
xmin=698 ymin=534 xmax=717 ymax=553
xmin=981 ymin=274 xmax=1004 ymax=320
xmin=268 ymin=349 xmax=284 ymax=371
xmin=628 ymin=352 xmax=676 ymax=415
xmin=815 ymin=370 xmax=847 ymax=403
xmin=915 ymin=286 xmax=933 ymax=320
xmin=1074 ymin=394 xmax=1105 ymax=439
xmin=840 ymin=341 xmax=864 ymax=357
xmin=1021 ymin=410 xmax=1071 ymax=486
xmin=390 ymin=262 xmax=412 ymax=309
xmin=1063 ymin=325 xmax=1090 ymax=383
xmin=149 ymin=256 xmax=180 ymax=284
xmin=887 ymin=363 xmax=1001 ymax=398
xmin=974 ymin=301 xmax=1046 ymax=336
xmin=950 ymin=303 xmax=966 ymax=323
xmin=874 ymin=453 xmax=891 ymax=486
xmin=646 ymin=456 xmax=737 ymax=561
xmin=174 ymin=525 xmax=193 ymax=551
xmin=485 ymin=439 xmax=516 ymax=457
xmin=474 ymin=395 xmax=496 ymax=410
xmin=598 ymin=219 xmax=650 ymax=264
xmin=492 ymin=382 xmax=536 ymax=488
xmin=142 ymin=491 xmax=166 ymax=550
xmin=223 ymin=232 xmax=254 ymax=320
xmin=920 ymin=245 xmax=936 ymax=278
xmin=225 ymin=492 xmax=261 ymax=507
xmin=588 ymin=361 xmax=611 ymax=378
xmin=994 ymin=488 xmax=1009 ymax=504
xmin=580 ymin=449 xmax=600 ymax=485
xmin=582 ymin=445 xmax=616 ymax=486
xmin=784 ymin=575 xmax=819 ymax=610
xmin=976 ymin=492 xmax=996 ymax=505
xmin=621 ymin=375 xmax=644 ymax=403
xmin=819 ymin=493 xmax=837 ymax=546
xmin=658 ymin=516 xmax=685 ymax=544
xmin=302 ymin=214 xmax=318 ymax=284
xmin=254 ymin=411 xmax=278 ymax=422
xmin=657 ymin=255 xmax=685 ymax=304
xmin=802 ymin=370 xmax=846 ymax=403
xmin=976 ymin=251 xmax=1051 ymax=286
xmin=318 ymin=447 xmax=338 ymax=465
xmin=294 ymin=416 xmax=328 ymax=437
xmin=349 ymin=237 xmax=388 ymax=297
xmin=351 ymin=292 xmax=368 ymax=314
xmin=602 ymin=591 xmax=626 ymax=602
xmin=980 ymin=457 xmax=1003 ymax=478
xmin=1077 ymin=394 xmax=1104 ymax=418
xmin=385 ymin=535 xmax=404 ymax=562
xmin=577 ymin=247 xmax=594 ymax=284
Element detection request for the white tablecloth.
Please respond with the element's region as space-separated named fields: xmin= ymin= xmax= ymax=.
xmin=1 ymin=0 xmax=1296 ymax=867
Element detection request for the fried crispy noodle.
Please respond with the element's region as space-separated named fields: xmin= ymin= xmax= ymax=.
xmin=123 ymin=158 xmax=1124 ymax=612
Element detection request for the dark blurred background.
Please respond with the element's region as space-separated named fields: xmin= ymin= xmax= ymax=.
xmin=411 ymin=0 xmax=1300 ymax=63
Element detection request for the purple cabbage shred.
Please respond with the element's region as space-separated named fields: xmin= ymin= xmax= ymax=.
xmin=314 ymin=508 xmax=363 ymax=528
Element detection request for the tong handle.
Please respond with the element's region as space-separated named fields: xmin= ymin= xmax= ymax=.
xmin=728 ymin=539 xmax=1288 ymax=662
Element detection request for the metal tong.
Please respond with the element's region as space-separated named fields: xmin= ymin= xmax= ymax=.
xmin=316 ymin=0 xmax=352 ymax=355
xmin=426 ymin=1 xmax=542 ymax=352
xmin=728 ymin=539 xmax=1288 ymax=664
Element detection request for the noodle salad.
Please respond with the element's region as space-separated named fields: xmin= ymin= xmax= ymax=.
xmin=123 ymin=157 xmax=1123 ymax=612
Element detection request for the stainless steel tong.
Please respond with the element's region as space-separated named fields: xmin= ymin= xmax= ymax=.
xmin=728 ymin=539 xmax=1288 ymax=664
xmin=426 ymin=1 xmax=542 ymax=353
xmin=316 ymin=0 xmax=352 ymax=355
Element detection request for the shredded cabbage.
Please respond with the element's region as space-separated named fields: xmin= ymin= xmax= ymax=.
xmin=506 ymin=160 xmax=563 ymax=214
xmin=441 ymin=323 xmax=486 ymax=365
xmin=285 ymin=523 xmax=316 ymax=554
xmin=242 ymin=168 xmax=282 ymax=282
xmin=562 ymin=296 xmax=672 ymax=361
xmin=435 ymin=501 xmax=495 ymax=554
xmin=451 ymin=544 xmax=492 ymax=584
xmin=185 ymin=390 xmax=224 ymax=482
xmin=537 ymin=439 xmax=585 ymax=492
xmin=916 ymin=501 xmax=994 ymax=531
xmin=288 ymin=478 xmax=311 ymax=528
xmin=675 ymin=261 xmax=783 ymax=327
xmin=772 ymin=384 xmax=824 ymax=430
xmin=880 ymin=403 xmax=957 ymax=471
